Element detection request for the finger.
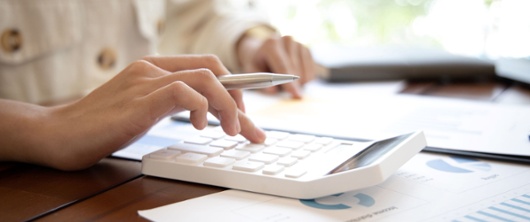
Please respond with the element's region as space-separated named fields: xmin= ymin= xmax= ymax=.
xmin=262 ymin=39 xmax=302 ymax=99
xmin=153 ymin=72 xmax=246 ymax=113
xmin=261 ymin=85 xmax=279 ymax=95
xmin=228 ymin=89 xmax=245 ymax=113
xmin=139 ymin=81 xmax=209 ymax=130
xmin=143 ymin=55 xmax=246 ymax=111
xmin=281 ymin=82 xmax=302 ymax=99
xmin=299 ymin=45 xmax=316 ymax=85
xmin=164 ymin=69 xmax=241 ymax=135
xmin=282 ymin=36 xmax=303 ymax=75
xmin=151 ymin=68 xmax=246 ymax=113
xmin=282 ymin=36 xmax=317 ymax=86
xmin=262 ymin=38 xmax=293 ymax=74
xmin=143 ymin=54 xmax=230 ymax=77
xmin=236 ymin=110 xmax=266 ymax=143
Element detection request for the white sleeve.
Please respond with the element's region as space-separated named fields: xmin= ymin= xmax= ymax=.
xmin=159 ymin=0 xmax=272 ymax=72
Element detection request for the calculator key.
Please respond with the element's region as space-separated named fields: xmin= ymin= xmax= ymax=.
xmin=263 ymin=147 xmax=292 ymax=156
xmin=263 ymin=138 xmax=278 ymax=146
xmin=225 ymin=134 xmax=247 ymax=142
xmin=314 ymin=137 xmax=334 ymax=145
xmin=221 ymin=150 xmax=250 ymax=160
xmin=149 ymin=149 xmax=181 ymax=160
xmin=236 ymin=143 xmax=265 ymax=153
xmin=277 ymin=157 xmax=298 ymax=167
xmin=289 ymin=134 xmax=316 ymax=143
xmin=263 ymin=165 xmax=284 ymax=175
xmin=303 ymin=143 xmax=323 ymax=152
xmin=168 ymin=143 xmax=223 ymax=157
xmin=209 ymin=139 xmax=238 ymax=149
xmin=291 ymin=150 xmax=311 ymax=159
xmin=266 ymin=131 xmax=290 ymax=139
xmin=232 ymin=161 xmax=264 ymax=172
xmin=276 ymin=140 xmax=304 ymax=149
xmin=285 ymin=167 xmax=307 ymax=178
xmin=175 ymin=153 xmax=208 ymax=164
xmin=249 ymin=153 xmax=279 ymax=164
xmin=204 ymin=157 xmax=235 ymax=168
xmin=183 ymin=136 xmax=212 ymax=145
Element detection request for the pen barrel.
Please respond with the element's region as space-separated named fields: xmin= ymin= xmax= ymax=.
xmin=218 ymin=73 xmax=296 ymax=90
xmin=220 ymin=75 xmax=272 ymax=90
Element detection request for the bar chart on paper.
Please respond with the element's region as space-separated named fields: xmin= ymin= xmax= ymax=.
xmin=436 ymin=186 xmax=530 ymax=222
xmin=385 ymin=153 xmax=530 ymax=221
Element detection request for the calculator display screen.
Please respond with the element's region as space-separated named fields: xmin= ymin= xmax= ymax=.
xmin=328 ymin=133 xmax=411 ymax=174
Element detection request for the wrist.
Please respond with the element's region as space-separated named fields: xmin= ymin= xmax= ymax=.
xmin=236 ymin=26 xmax=278 ymax=70
xmin=243 ymin=26 xmax=278 ymax=42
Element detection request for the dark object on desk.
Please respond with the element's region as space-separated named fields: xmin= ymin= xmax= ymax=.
xmin=313 ymin=45 xmax=496 ymax=82
xmin=423 ymin=147 xmax=530 ymax=165
xmin=496 ymin=57 xmax=530 ymax=86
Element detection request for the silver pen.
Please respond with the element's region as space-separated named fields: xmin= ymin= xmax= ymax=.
xmin=218 ymin=73 xmax=299 ymax=90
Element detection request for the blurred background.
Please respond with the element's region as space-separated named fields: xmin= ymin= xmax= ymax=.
xmin=255 ymin=0 xmax=530 ymax=60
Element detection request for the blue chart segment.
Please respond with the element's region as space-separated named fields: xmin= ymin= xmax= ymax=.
xmin=426 ymin=156 xmax=491 ymax=173
xmin=300 ymin=193 xmax=375 ymax=210
xmin=453 ymin=194 xmax=530 ymax=221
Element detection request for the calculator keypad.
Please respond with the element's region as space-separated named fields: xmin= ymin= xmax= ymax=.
xmin=148 ymin=127 xmax=346 ymax=178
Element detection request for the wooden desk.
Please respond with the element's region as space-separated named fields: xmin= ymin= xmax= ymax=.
xmin=2 ymin=80 xmax=529 ymax=221
xmin=0 ymin=158 xmax=141 ymax=221
xmin=36 ymin=176 xmax=223 ymax=221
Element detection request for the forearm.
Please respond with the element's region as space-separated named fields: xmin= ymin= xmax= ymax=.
xmin=0 ymin=99 xmax=54 ymax=166
xmin=0 ymin=99 xmax=106 ymax=171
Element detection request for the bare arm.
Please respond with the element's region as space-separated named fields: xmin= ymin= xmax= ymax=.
xmin=0 ymin=55 xmax=265 ymax=171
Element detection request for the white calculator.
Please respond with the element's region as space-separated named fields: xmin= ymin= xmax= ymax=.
xmin=141 ymin=126 xmax=426 ymax=199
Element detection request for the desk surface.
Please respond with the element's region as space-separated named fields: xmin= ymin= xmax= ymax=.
xmin=2 ymin=80 xmax=529 ymax=221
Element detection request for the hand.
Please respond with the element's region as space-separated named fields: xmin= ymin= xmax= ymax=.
xmin=237 ymin=31 xmax=317 ymax=99
xmin=0 ymin=55 xmax=266 ymax=170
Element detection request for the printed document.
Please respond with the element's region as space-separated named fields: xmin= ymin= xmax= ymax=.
xmin=138 ymin=152 xmax=530 ymax=221
xmin=239 ymin=81 xmax=530 ymax=158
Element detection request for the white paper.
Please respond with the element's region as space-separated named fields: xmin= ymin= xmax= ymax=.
xmin=138 ymin=152 xmax=530 ymax=222
xmin=240 ymin=80 xmax=530 ymax=157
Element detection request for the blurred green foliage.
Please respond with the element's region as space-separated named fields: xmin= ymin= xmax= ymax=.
xmin=318 ymin=0 xmax=432 ymax=43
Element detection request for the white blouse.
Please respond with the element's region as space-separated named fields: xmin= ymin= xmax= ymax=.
xmin=0 ymin=0 xmax=269 ymax=104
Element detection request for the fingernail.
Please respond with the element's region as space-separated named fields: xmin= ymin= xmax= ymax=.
xmin=231 ymin=113 xmax=241 ymax=135
xmin=235 ymin=119 xmax=241 ymax=134
xmin=254 ymin=127 xmax=266 ymax=143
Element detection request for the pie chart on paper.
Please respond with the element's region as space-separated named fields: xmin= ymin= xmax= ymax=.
xmin=426 ymin=156 xmax=491 ymax=173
